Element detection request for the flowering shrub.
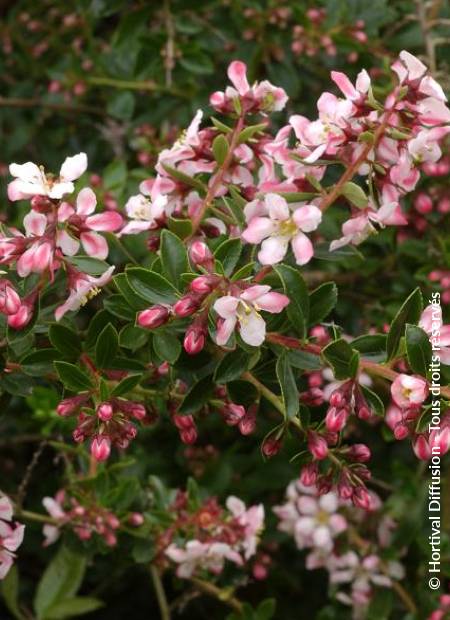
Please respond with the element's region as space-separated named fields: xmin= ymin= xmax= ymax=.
xmin=1 ymin=1 xmax=450 ymax=619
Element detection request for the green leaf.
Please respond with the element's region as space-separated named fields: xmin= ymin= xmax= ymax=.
xmin=107 ymin=91 xmax=135 ymax=120
xmin=95 ymin=323 xmax=119 ymax=368
xmin=111 ymin=374 xmax=141 ymax=397
xmin=212 ymin=134 xmax=229 ymax=165
xmin=153 ymin=331 xmax=181 ymax=364
xmin=21 ymin=349 xmax=59 ymax=376
xmin=119 ymin=324 xmax=148 ymax=350
xmin=113 ymin=273 xmax=149 ymax=310
xmin=256 ymin=598 xmax=276 ymax=620
xmin=179 ymin=376 xmax=214 ymax=414
xmin=126 ymin=268 xmax=178 ymax=305
xmin=352 ymin=334 xmax=387 ymax=361
xmin=341 ymin=181 xmax=368 ymax=208
xmin=65 ymin=256 xmax=110 ymax=276
xmin=361 ymin=385 xmax=385 ymax=417
xmin=405 ymin=324 xmax=432 ymax=376
xmin=1 ymin=566 xmax=24 ymax=620
xmin=161 ymin=163 xmax=206 ymax=193
xmin=322 ymin=338 xmax=359 ymax=380
xmin=104 ymin=294 xmax=136 ymax=321
xmin=167 ymin=216 xmax=193 ymax=239
xmin=386 ymin=288 xmax=423 ymax=360
xmin=45 ymin=596 xmax=104 ymax=619
xmin=276 ymin=353 xmax=299 ymax=420
xmin=160 ymin=229 xmax=189 ymax=289
xmin=214 ymin=349 xmax=251 ymax=383
xmin=49 ymin=324 xmax=82 ymax=358
xmin=237 ymin=123 xmax=267 ymax=144
xmin=54 ymin=362 xmax=94 ymax=392
xmin=308 ymin=282 xmax=337 ymax=325
xmin=274 ymin=264 xmax=309 ymax=338
xmin=103 ymin=160 xmax=127 ymax=191
xmin=85 ymin=310 xmax=114 ymax=350
xmin=286 ymin=350 xmax=321 ymax=370
xmin=214 ymin=238 xmax=242 ymax=276
xmin=34 ymin=546 xmax=87 ymax=619
xmin=366 ymin=588 xmax=394 ymax=620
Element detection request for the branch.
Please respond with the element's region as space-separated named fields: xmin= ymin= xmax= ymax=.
xmin=86 ymin=76 xmax=189 ymax=99
xmin=0 ymin=96 xmax=108 ymax=118
xmin=189 ymin=577 xmax=243 ymax=614
xmin=150 ymin=566 xmax=171 ymax=620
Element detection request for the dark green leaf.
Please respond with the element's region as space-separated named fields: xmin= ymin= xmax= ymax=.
xmin=361 ymin=385 xmax=385 ymax=417
xmin=126 ymin=268 xmax=178 ymax=305
xmin=45 ymin=597 xmax=104 ymax=619
xmin=214 ymin=349 xmax=251 ymax=383
xmin=54 ymin=362 xmax=94 ymax=392
xmin=212 ymin=134 xmax=229 ymax=165
xmin=214 ymin=238 xmax=242 ymax=276
xmin=308 ymin=282 xmax=337 ymax=325
xmin=160 ymin=229 xmax=189 ymax=289
xmin=153 ymin=331 xmax=181 ymax=364
xmin=95 ymin=323 xmax=119 ymax=368
xmin=21 ymin=349 xmax=59 ymax=376
xmin=386 ymin=288 xmax=423 ymax=360
xmin=49 ymin=324 xmax=82 ymax=358
xmin=405 ymin=324 xmax=431 ymax=376
xmin=275 ymin=264 xmax=309 ymax=338
xmin=322 ymin=338 xmax=359 ymax=380
xmin=111 ymin=374 xmax=141 ymax=397
xmin=276 ymin=354 xmax=299 ymax=420
xmin=179 ymin=376 xmax=214 ymax=414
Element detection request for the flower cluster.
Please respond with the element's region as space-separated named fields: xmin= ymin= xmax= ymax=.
xmin=274 ymin=480 xmax=405 ymax=619
xmin=0 ymin=493 xmax=25 ymax=579
xmin=42 ymin=490 xmax=125 ymax=547
xmin=158 ymin=491 xmax=264 ymax=578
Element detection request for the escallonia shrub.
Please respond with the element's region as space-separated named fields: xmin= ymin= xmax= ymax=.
xmin=1 ymin=48 xmax=450 ymax=620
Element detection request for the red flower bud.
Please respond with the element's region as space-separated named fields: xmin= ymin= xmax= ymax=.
xmin=137 ymin=305 xmax=170 ymax=329
xmin=173 ymin=296 xmax=199 ymax=318
xmin=348 ymin=443 xmax=371 ymax=462
xmin=307 ymin=432 xmax=328 ymax=460
xmin=183 ymin=326 xmax=206 ymax=355
xmin=91 ymin=435 xmax=111 ymax=461
xmin=97 ymin=402 xmax=113 ymax=422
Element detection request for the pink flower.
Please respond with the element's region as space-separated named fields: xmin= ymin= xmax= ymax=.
xmin=15 ymin=211 xmax=53 ymax=277
xmin=273 ymin=481 xmax=347 ymax=552
xmin=210 ymin=61 xmax=288 ymax=114
xmin=55 ymin=265 xmax=114 ymax=320
xmin=0 ymin=280 xmax=21 ymax=316
xmin=390 ymin=374 xmax=428 ymax=409
xmin=120 ymin=176 xmax=168 ymax=236
xmin=331 ymin=69 xmax=371 ymax=102
xmin=0 ymin=493 xmax=25 ymax=580
xmin=213 ymin=285 xmax=289 ymax=347
xmin=226 ymin=496 xmax=264 ymax=559
xmin=57 ymin=188 xmax=122 ymax=259
xmin=166 ymin=540 xmax=243 ymax=578
xmin=8 ymin=153 xmax=87 ymax=201
xmin=242 ymin=193 xmax=322 ymax=265
xmin=419 ymin=304 xmax=450 ymax=364
xmin=42 ymin=493 xmax=66 ymax=546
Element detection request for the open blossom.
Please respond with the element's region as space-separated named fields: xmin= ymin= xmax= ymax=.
xmin=242 ymin=193 xmax=322 ymax=265
xmin=166 ymin=540 xmax=243 ymax=578
xmin=330 ymin=201 xmax=407 ymax=251
xmin=210 ymin=60 xmax=288 ymax=114
xmin=0 ymin=493 xmax=25 ymax=580
xmin=8 ymin=153 xmax=87 ymax=201
xmin=419 ymin=304 xmax=450 ymax=364
xmin=120 ymin=179 xmax=168 ymax=236
xmin=273 ymin=481 xmax=347 ymax=552
xmin=226 ymin=496 xmax=264 ymax=559
xmin=57 ymin=188 xmax=123 ymax=259
xmin=213 ymin=285 xmax=289 ymax=347
xmin=55 ymin=265 xmax=114 ymax=320
xmin=391 ymin=374 xmax=428 ymax=409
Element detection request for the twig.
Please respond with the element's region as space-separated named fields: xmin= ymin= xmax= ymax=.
xmin=16 ymin=440 xmax=48 ymax=509
xmin=150 ymin=565 xmax=171 ymax=620
xmin=189 ymin=577 xmax=243 ymax=614
xmin=0 ymin=96 xmax=108 ymax=118
xmin=86 ymin=76 xmax=189 ymax=99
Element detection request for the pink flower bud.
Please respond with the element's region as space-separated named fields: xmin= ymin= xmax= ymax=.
xmin=262 ymin=436 xmax=282 ymax=457
xmin=104 ymin=531 xmax=117 ymax=547
xmin=338 ymin=472 xmax=354 ymax=500
xmin=253 ymin=563 xmax=268 ymax=580
xmin=130 ymin=403 xmax=146 ymax=420
xmin=325 ymin=406 xmax=349 ymax=432
xmin=352 ymin=486 xmax=371 ymax=510
xmin=128 ymin=512 xmax=144 ymax=527
xmin=180 ymin=427 xmax=198 ymax=444
xmin=239 ymin=410 xmax=256 ymax=435
xmin=329 ymin=390 xmax=344 ymax=407
xmin=173 ymin=296 xmax=199 ymax=318
xmin=307 ymin=432 xmax=328 ymax=460
xmin=348 ymin=443 xmax=371 ymax=462
xmin=189 ymin=275 xmax=217 ymax=295
xmin=7 ymin=304 xmax=33 ymax=330
xmin=97 ymin=402 xmax=113 ymax=422
xmin=222 ymin=403 xmax=245 ymax=426
xmin=91 ymin=435 xmax=111 ymax=462
xmin=299 ymin=462 xmax=318 ymax=486
xmin=137 ymin=305 xmax=170 ymax=329
xmin=189 ymin=240 xmax=213 ymax=269
xmin=183 ymin=326 xmax=205 ymax=355
xmin=429 ymin=426 xmax=450 ymax=457
xmin=414 ymin=192 xmax=433 ymax=214
xmin=0 ymin=281 xmax=21 ymax=315
xmin=413 ymin=434 xmax=432 ymax=460
xmin=173 ymin=414 xmax=195 ymax=430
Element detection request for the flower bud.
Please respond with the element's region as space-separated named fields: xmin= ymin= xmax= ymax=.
xmin=307 ymin=432 xmax=328 ymax=460
xmin=7 ymin=304 xmax=33 ymax=330
xmin=180 ymin=427 xmax=198 ymax=444
xmin=348 ymin=443 xmax=371 ymax=462
xmin=57 ymin=395 xmax=87 ymax=417
xmin=352 ymin=486 xmax=371 ymax=510
xmin=137 ymin=305 xmax=170 ymax=329
xmin=189 ymin=275 xmax=217 ymax=295
xmin=222 ymin=403 xmax=245 ymax=426
xmin=0 ymin=281 xmax=21 ymax=316
xmin=91 ymin=435 xmax=111 ymax=462
xmin=183 ymin=326 xmax=205 ymax=355
xmin=325 ymin=406 xmax=349 ymax=432
xmin=239 ymin=410 xmax=256 ymax=435
xmin=337 ymin=472 xmax=354 ymax=500
xmin=128 ymin=512 xmax=145 ymax=527
xmin=262 ymin=436 xmax=282 ymax=457
xmin=173 ymin=296 xmax=199 ymax=318
xmin=97 ymin=402 xmax=113 ymax=422
xmin=299 ymin=462 xmax=318 ymax=486
xmin=189 ymin=240 xmax=213 ymax=270
xmin=413 ymin=434 xmax=431 ymax=460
